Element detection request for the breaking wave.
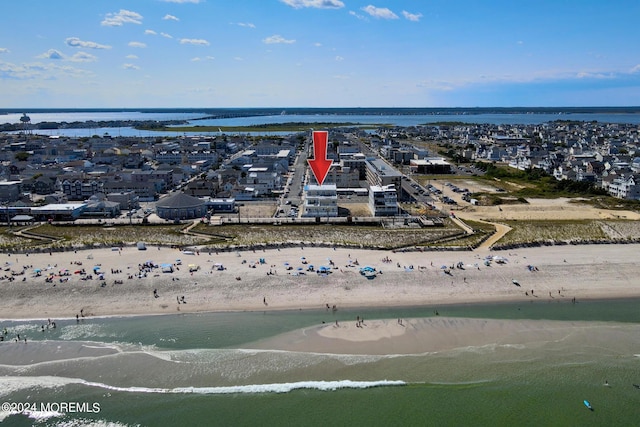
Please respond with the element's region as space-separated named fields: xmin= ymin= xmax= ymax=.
xmin=0 ymin=375 xmax=405 ymax=397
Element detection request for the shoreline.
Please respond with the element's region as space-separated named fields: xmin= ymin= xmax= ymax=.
xmin=2 ymin=295 xmax=638 ymax=324
xmin=0 ymin=243 xmax=639 ymax=321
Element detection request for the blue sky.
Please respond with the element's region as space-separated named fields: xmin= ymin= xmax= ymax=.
xmin=1 ymin=0 xmax=639 ymax=108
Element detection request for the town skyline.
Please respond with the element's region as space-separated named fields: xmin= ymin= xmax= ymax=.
xmin=1 ymin=0 xmax=640 ymax=108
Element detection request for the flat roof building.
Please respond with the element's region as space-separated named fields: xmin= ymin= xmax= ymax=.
xmin=302 ymin=184 xmax=338 ymax=218
xmin=369 ymin=184 xmax=399 ymax=217
xmin=365 ymin=158 xmax=402 ymax=191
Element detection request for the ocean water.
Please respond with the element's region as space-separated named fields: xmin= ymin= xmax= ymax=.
xmin=1 ymin=299 xmax=640 ymax=426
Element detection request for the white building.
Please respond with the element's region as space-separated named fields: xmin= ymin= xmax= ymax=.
xmin=368 ymin=184 xmax=399 ymax=216
xmin=605 ymin=174 xmax=640 ymax=200
xmin=302 ymin=184 xmax=338 ymax=217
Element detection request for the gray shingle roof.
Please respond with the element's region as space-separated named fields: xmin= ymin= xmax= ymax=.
xmin=156 ymin=192 xmax=205 ymax=209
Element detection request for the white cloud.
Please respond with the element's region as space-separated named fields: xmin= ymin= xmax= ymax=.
xmin=0 ymin=60 xmax=92 ymax=80
xmin=180 ymin=38 xmax=210 ymax=46
xmin=362 ymin=5 xmax=398 ymax=19
xmin=163 ymin=14 xmax=180 ymax=21
xmin=280 ymin=0 xmax=344 ymax=9
xmin=38 ymin=49 xmax=65 ymax=60
xmin=631 ymin=65 xmax=640 ymax=74
xmin=126 ymin=54 xmax=139 ymax=59
xmin=128 ymin=41 xmax=147 ymax=48
xmin=349 ymin=11 xmax=367 ymax=20
xmin=576 ymin=71 xmax=613 ymax=79
xmin=235 ymin=22 xmax=256 ymax=28
xmin=123 ymin=63 xmax=140 ymax=70
xmin=101 ymin=10 xmax=143 ymax=26
xmin=335 ymin=55 xmax=344 ymax=61
xmin=161 ymin=32 xmax=173 ymax=39
xmin=145 ymin=30 xmax=158 ymax=35
xmin=314 ymin=42 xmax=322 ymax=47
xmin=69 ymin=52 xmax=97 ymax=62
xmin=402 ymin=10 xmax=422 ymax=22
xmin=263 ymin=35 xmax=296 ymax=44
xmin=65 ymin=37 xmax=111 ymax=50
xmin=0 ymin=48 xmax=10 ymax=54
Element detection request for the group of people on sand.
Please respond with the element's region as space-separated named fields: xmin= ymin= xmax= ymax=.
xmin=75 ymin=309 xmax=88 ymax=321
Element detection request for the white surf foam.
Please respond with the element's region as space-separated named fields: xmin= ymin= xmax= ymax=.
xmin=0 ymin=409 xmax=64 ymax=423
xmin=0 ymin=375 xmax=405 ymax=397
xmin=84 ymin=379 xmax=407 ymax=394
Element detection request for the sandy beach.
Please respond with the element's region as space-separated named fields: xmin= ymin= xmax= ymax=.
xmin=246 ymin=316 xmax=634 ymax=355
xmin=0 ymin=243 xmax=638 ymax=321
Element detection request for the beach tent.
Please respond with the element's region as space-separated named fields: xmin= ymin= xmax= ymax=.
xmin=161 ymin=263 xmax=174 ymax=273
xmin=137 ymin=242 xmax=147 ymax=250
xmin=359 ymin=266 xmax=376 ymax=275
xmin=188 ymin=264 xmax=200 ymax=272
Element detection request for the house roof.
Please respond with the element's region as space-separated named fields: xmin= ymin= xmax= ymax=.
xmin=156 ymin=192 xmax=205 ymax=209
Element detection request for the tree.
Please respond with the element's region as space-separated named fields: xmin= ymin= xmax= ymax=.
xmin=15 ymin=152 xmax=30 ymax=161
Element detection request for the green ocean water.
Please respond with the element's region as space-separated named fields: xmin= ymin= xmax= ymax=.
xmin=1 ymin=299 xmax=640 ymax=426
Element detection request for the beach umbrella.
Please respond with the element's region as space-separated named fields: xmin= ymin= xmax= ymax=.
xmin=297 ymin=267 xmax=303 ymax=271
xmin=301 ymin=256 xmax=306 ymax=260
xmin=441 ymin=265 xmax=448 ymax=269
xmin=33 ymin=268 xmax=41 ymax=273
xmin=93 ymin=266 xmax=101 ymax=271
xmin=512 ymin=279 xmax=521 ymax=287
xmin=284 ymin=262 xmax=290 ymax=266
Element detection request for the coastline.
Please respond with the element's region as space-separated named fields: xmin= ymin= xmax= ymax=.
xmin=1 ymin=243 xmax=639 ymax=321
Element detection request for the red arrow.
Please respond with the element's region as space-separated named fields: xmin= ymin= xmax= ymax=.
xmin=307 ymin=131 xmax=332 ymax=185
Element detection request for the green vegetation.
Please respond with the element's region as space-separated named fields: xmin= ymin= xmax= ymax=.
xmin=2 ymin=224 xmax=212 ymax=251
xmin=191 ymin=223 xmax=462 ymax=249
xmin=15 ymin=152 xmax=30 ymax=161
xmin=497 ymin=219 xmax=640 ymax=247
xmin=472 ymin=162 xmax=608 ymax=198
xmin=137 ymin=122 xmax=387 ymax=133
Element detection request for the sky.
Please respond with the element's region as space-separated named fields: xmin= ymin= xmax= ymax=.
xmin=1 ymin=0 xmax=640 ymax=108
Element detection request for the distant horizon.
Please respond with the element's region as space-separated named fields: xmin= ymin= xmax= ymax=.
xmin=3 ymin=106 xmax=640 ymax=113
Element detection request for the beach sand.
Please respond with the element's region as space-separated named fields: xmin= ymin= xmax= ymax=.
xmin=0 ymin=243 xmax=638 ymax=321
xmin=246 ymin=317 xmax=623 ymax=355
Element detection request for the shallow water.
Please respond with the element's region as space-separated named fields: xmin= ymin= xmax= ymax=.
xmin=1 ymin=299 xmax=639 ymax=426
